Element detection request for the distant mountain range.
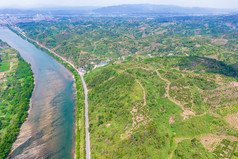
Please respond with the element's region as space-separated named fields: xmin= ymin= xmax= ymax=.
xmin=0 ymin=7 xmax=97 ymax=16
xmin=93 ymin=4 xmax=238 ymax=16
xmin=0 ymin=4 xmax=237 ymax=16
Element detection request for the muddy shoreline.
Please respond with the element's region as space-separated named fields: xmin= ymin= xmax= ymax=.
xmin=7 ymin=79 xmax=36 ymax=158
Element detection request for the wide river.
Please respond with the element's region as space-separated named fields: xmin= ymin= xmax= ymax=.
xmin=0 ymin=28 xmax=75 ymax=159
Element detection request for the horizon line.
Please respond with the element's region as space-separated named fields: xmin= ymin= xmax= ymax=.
xmin=0 ymin=3 xmax=238 ymax=10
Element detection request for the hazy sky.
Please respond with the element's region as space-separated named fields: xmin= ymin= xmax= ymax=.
xmin=0 ymin=0 xmax=238 ymax=9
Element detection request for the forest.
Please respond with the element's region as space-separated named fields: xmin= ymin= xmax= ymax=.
xmin=0 ymin=40 xmax=34 ymax=158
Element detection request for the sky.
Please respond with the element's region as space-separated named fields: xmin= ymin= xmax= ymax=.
xmin=0 ymin=0 xmax=238 ymax=9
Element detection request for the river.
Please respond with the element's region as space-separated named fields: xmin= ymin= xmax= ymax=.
xmin=0 ymin=28 xmax=76 ymax=159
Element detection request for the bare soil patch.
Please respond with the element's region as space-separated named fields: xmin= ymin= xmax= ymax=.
xmin=231 ymin=81 xmax=238 ymax=87
xmin=200 ymin=133 xmax=238 ymax=152
xmin=169 ymin=117 xmax=175 ymax=124
xmin=224 ymin=112 xmax=238 ymax=129
xmin=200 ymin=134 xmax=222 ymax=151
xmin=181 ymin=110 xmax=195 ymax=120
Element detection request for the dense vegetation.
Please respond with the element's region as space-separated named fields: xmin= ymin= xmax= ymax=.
xmin=174 ymin=139 xmax=214 ymax=158
xmin=84 ymin=56 xmax=238 ymax=158
xmin=0 ymin=41 xmax=34 ymax=158
xmin=17 ymin=15 xmax=238 ymax=71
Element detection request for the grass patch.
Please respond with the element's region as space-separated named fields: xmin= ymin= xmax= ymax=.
xmin=171 ymin=114 xmax=226 ymax=137
xmin=174 ymin=139 xmax=214 ymax=159
xmin=217 ymin=104 xmax=238 ymax=117
xmin=0 ymin=62 xmax=10 ymax=72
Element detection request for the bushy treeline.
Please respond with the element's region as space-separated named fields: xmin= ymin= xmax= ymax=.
xmin=177 ymin=56 xmax=238 ymax=78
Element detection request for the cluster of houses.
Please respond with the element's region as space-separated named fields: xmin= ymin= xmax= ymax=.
xmin=82 ymin=52 xmax=156 ymax=72
xmin=79 ymin=50 xmax=178 ymax=73
xmin=80 ymin=61 xmax=109 ymax=73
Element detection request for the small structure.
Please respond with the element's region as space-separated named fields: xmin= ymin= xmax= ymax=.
xmin=148 ymin=54 xmax=153 ymax=58
xmin=101 ymin=61 xmax=108 ymax=66
xmin=80 ymin=68 xmax=86 ymax=73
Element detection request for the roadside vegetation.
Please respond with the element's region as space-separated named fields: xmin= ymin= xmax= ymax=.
xmin=0 ymin=40 xmax=34 ymax=158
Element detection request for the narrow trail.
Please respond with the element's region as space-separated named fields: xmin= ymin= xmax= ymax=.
xmin=0 ymin=62 xmax=14 ymax=77
xmin=155 ymin=70 xmax=184 ymax=108
xmin=155 ymin=70 xmax=170 ymax=97
xmin=127 ymin=78 xmax=152 ymax=136
xmin=135 ymin=79 xmax=146 ymax=107
xmin=18 ymin=31 xmax=91 ymax=159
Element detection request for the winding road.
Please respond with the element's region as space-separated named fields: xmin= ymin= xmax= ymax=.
xmin=17 ymin=29 xmax=91 ymax=159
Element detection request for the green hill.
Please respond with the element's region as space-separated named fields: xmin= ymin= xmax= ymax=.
xmin=85 ymin=56 xmax=238 ymax=158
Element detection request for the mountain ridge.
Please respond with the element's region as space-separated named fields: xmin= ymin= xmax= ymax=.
xmin=0 ymin=4 xmax=237 ymax=16
xmin=93 ymin=4 xmax=238 ymax=16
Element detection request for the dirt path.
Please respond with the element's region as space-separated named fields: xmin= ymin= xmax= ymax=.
xmin=155 ymin=70 xmax=170 ymax=97
xmin=123 ymin=78 xmax=152 ymax=138
xmin=155 ymin=70 xmax=184 ymax=108
xmin=0 ymin=61 xmax=15 ymax=79
xmin=9 ymin=62 xmax=13 ymax=71
xmin=52 ymin=44 xmax=61 ymax=51
xmin=135 ymin=79 xmax=146 ymax=107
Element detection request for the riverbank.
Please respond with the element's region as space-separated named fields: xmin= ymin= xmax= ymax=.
xmin=9 ymin=26 xmax=86 ymax=159
xmin=8 ymin=78 xmax=36 ymax=158
xmin=0 ymin=48 xmax=34 ymax=158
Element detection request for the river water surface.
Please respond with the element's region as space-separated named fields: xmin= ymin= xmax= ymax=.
xmin=0 ymin=28 xmax=75 ymax=159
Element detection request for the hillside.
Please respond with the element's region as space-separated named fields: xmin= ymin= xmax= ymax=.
xmin=84 ymin=56 xmax=238 ymax=158
xmin=0 ymin=40 xmax=34 ymax=158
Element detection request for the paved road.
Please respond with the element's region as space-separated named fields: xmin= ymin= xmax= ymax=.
xmin=18 ymin=31 xmax=91 ymax=159
xmin=80 ymin=73 xmax=91 ymax=159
